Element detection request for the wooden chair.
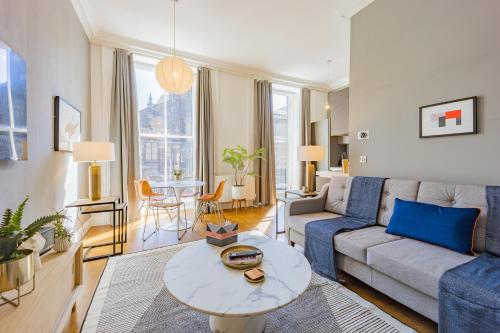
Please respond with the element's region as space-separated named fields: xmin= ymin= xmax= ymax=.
xmin=192 ymin=180 xmax=226 ymax=230
xmin=134 ymin=180 xmax=186 ymax=241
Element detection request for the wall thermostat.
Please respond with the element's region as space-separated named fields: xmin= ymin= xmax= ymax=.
xmin=358 ymin=130 xmax=369 ymax=140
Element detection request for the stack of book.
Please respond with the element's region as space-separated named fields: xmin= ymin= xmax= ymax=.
xmin=227 ymin=250 xmax=262 ymax=265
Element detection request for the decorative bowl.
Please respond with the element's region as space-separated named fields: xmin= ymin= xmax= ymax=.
xmin=220 ymin=245 xmax=263 ymax=270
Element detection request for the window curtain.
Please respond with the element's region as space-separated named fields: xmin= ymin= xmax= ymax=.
xmin=254 ymin=79 xmax=276 ymax=206
xmin=196 ymin=67 xmax=215 ymax=195
xmin=110 ymin=49 xmax=140 ymax=219
xmin=300 ymin=88 xmax=311 ymax=188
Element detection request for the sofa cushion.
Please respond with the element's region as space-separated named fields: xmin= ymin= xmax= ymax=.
xmin=386 ymin=199 xmax=480 ymax=254
xmin=288 ymin=211 xmax=341 ymax=235
xmin=367 ymin=238 xmax=475 ymax=298
xmin=324 ymin=176 xmax=352 ymax=214
xmin=417 ymin=182 xmax=487 ymax=252
xmin=334 ymin=226 xmax=402 ymax=263
xmin=377 ymin=179 xmax=420 ymax=226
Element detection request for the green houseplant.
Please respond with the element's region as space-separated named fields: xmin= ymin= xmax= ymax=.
xmin=0 ymin=197 xmax=62 ymax=294
xmin=222 ymin=145 xmax=265 ymax=200
xmin=53 ymin=214 xmax=72 ymax=253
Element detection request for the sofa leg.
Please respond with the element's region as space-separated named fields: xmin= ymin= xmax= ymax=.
xmin=290 ymin=241 xmax=295 ymax=247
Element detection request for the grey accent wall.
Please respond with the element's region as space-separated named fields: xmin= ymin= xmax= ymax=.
xmin=349 ymin=0 xmax=500 ymax=185
xmin=0 ymin=0 xmax=90 ymax=223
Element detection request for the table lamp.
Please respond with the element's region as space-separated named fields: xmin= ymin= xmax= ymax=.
xmin=297 ymin=145 xmax=324 ymax=193
xmin=73 ymin=141 xmax=115 ymax=201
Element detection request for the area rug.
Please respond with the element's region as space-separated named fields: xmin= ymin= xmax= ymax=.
xmin=82 ymin=240 xmax=415 ymax=333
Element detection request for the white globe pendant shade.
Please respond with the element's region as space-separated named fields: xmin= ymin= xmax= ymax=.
xmin=155 ymin=56 xmax=194 ymax=94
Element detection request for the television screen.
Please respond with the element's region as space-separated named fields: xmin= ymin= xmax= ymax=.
xmin=0 ymin=40 xmax=27 ymax=160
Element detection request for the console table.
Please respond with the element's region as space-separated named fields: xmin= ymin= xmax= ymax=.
xmin=0 ymin=241 xmax=83 ymax=333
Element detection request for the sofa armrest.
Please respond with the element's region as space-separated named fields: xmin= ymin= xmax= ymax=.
xmin=283 ymin=184 xmax=329 ymax=240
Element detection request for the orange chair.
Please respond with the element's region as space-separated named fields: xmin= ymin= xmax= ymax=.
xmin=134 ymin=180 xmax=186 ymax=241
xmin=192 ymin=180 xmax=226 ymax=229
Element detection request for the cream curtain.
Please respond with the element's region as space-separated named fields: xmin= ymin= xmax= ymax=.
xmin=254 ymin=79 xmax=276 ymax=206
xmin=300 ymin=88 xmax=311 ymax=187
xmin=110 ymin=49 xmax=140 ymax=219
xmin=196 ymin=67 xmax=215 ymax=195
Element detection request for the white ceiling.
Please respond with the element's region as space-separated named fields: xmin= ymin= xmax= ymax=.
xmin=74 ymin=0 xmax=374 ymax=88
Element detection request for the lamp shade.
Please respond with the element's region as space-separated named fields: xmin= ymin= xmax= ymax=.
xmin=73 ymin=142 xmax=115 ymax=162
xmin=155 ymin=56 xmax=194 ymax=94
xmin=297 ymin=145 xmax=324 ymax=162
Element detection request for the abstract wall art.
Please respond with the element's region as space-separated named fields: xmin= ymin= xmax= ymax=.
xmin=0 ymin=40 xmax=28 ymax=160
xmin=419 ymin=97 xmax=477 ymax=138
xmin=54 ymin=96 xmax=81 ymax=152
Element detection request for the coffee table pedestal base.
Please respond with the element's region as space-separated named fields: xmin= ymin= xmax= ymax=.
xmin=209 ymin=314 xmax=265 ymax=333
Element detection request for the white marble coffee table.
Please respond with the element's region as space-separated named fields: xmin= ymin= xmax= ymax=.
xmin=163 ymin=231 xmax=312 ymax=333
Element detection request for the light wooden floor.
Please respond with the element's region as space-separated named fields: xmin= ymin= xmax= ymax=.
xmin=63 ymin=205 xmax=437 ymax=333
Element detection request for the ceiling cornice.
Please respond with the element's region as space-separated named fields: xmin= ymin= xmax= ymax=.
xmin=71 ymin=0 xmax=95 ymax=40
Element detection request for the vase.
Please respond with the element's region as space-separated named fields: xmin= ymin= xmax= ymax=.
xmin=232 ymin=185 xmax=245 ymax=200
xmin=0 ymin=249 xmax=34 ymax=293
xmin=53 ymin=238 xmax=71 ymax=253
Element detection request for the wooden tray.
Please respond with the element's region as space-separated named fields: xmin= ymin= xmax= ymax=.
xmin=220 ymin=245 xmax=263 ymax=270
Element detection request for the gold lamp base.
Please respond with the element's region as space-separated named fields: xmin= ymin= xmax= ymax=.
xmin=89 ymin=163 xmax=102 ymax=201
xmin=304 ymin=162 xmax=316 ymax=193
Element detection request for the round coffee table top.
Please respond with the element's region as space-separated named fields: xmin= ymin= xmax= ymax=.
xmin=163 ymin=231 xmax=311 ymax=317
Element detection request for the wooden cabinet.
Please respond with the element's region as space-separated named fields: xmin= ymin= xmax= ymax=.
xmin=0 ymin=241 xmax=83 ymax=333
xmin=330 ymin=88 xmax=349 ymax=136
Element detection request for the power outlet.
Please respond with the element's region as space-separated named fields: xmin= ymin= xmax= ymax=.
xmin=358 ymin=130 xmax=369 ymax=140
xmin=360 ymin=155 xmax=368 ymax=164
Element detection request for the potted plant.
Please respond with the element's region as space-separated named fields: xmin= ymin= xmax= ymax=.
xmin=53 ymin=213 xmax=72 ymax=253
xmin=173 ymin=168 xmax=183 ymax=181
xmin=222 ymin=145 xmax=265 ymax=200
xmin=0 ymin=197 xmax=62 ymax=298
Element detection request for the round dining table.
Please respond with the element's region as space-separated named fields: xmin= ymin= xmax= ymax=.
xmin=152 ymin=179 xmax=205 ymax=231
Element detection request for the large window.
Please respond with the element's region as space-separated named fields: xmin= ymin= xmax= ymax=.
xmin=134 ymin=60 xmax=195 ymax=184
xmin=272 ymin=88 xmax=299 ymax=192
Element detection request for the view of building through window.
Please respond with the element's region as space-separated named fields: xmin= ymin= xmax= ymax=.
xmin=272 ymin=90 xmax=293 ymax=191
xmin=134 ymin=61 xmax=195 ymax=184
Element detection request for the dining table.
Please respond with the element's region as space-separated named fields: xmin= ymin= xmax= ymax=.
xmin=152 ymin=179 xmax=205 ymax=231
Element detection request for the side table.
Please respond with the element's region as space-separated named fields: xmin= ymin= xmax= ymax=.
xmin=275 ymin=190 xmax=318 ymax=239
xmin=66 ymin=196 xmax=127 ymax=261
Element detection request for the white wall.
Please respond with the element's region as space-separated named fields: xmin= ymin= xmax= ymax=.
xmin=310 ymin=90 xmax=329 ymax=123
xmin=0 ymin=0 xmax=90 ymax=225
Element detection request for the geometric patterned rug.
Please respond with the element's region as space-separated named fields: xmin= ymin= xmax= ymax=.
xmin=82 ymin=241 xmax=416 ymax=333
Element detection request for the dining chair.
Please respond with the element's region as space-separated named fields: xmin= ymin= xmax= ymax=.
xmin=134 ymin=180 xmax=187 ymax=241
xmin=192 ymin=180 xmax=226 ymax=230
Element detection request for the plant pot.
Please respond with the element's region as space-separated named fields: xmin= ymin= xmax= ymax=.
xmin=174 ymin=175 xmax=183 ymax=181
xmin=232 ymin=185 xmax=245 ymax=200
xmin=53 ymin=238 xmax=71 ymax=253
xmin=0 ymin=249 xmax=35 ymax=293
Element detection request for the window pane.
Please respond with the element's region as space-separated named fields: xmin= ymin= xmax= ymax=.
xmin=139 ymin=136 xmax=165 ymax=183
xmin=272 ymin=91 xmax=291 ymax=191
xmin=167 ymin=91 xmax=193 ymax=136
xmin=166 ymin=138 xmax=194 ymax=179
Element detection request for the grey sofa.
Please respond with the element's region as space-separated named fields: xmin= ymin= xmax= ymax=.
xmin=285 ymin=176 xmax=489 ymax=322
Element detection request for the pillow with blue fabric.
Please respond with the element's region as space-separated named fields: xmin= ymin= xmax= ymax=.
xmin=386 ymin=198 xmax=480 ymax=255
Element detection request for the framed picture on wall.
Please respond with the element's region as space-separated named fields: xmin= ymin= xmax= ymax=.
xmin=419 ymin=96 xmax=477 ymax=138
xmin=54 ymin=96 xmax=81 ymax=151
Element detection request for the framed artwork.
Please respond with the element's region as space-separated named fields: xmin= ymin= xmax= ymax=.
xmin=419 ymin=96 xmax=477 ymax=138
xmin=0 ymin=40 xmax=28 ymax=160
xmin=54 ymin=96 xmax=81 ymax=152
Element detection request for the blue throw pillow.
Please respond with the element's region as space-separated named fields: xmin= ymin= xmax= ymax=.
xmin=386 ymin=199 xmax=480 ymax=255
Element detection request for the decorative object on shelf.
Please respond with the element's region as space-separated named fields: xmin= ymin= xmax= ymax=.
xmin=54 ymin=96 xmax=81 ymax=152
xmin=341 ymin=152 xmax=349 ymax=174
xmin=20 ymin=233 xmax=45 ymax=271
xmin=221 ymin=244 xmax=263 ymax=270
xmin=297 ymin=145 xmax=325 ymax=193
xmin=0 ymin=197 xmax=63 ymax=306
xmin=39 ymin=225 xmax=55 ymax=255
xmin=156 ymin=0 xmax=193 ymax=94
xmin=173 ymin=168 xmax=183 ymax=181
xmin=244 ymin=268 xmax=265 ymax=283
xmin=73 ymin=141 xmax=115 ymax=201
xmin=222 ymin=145 xmax=265 ymax=200
xmin=0 ymin=40 xmax=28 ymax=161
xmin=206 ymin=223 xmax=238 ymax=247
xmin=53 ymin=214 xmax=72 ymax=253
xmin=419 ymin=96 xmax=477 ymax=138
